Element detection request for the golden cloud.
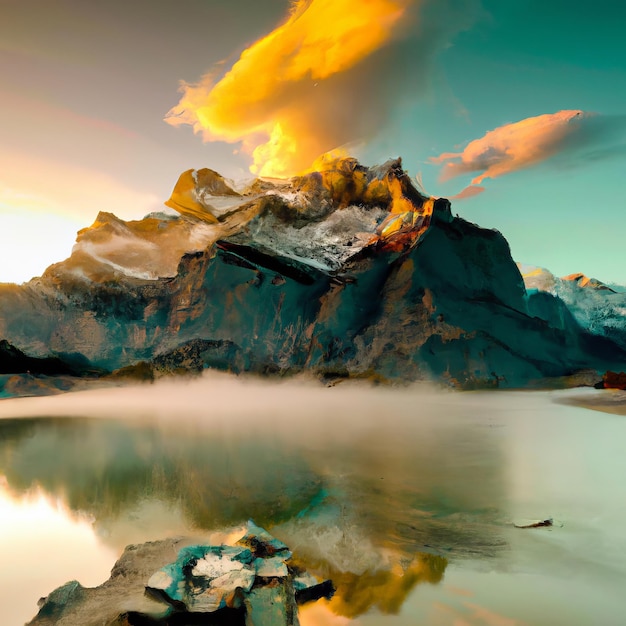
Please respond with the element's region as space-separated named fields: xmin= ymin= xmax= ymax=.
xmin=166 ymin=0 xmax=414 ymax=177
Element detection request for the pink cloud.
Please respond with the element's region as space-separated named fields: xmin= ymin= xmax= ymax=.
xmin=450 ymin=185 xmax=485 ymax=200
xmin=431 ymin=110 xmax=587 ymax=185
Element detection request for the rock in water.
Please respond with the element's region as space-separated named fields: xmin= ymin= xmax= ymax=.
xmin=146 ymin=521 xmax=327 ymax=624
xmin=28 ymin=538 xmax=191 ymax=626
xmin=513 ymin=518 xmax=555 ymax=529
xmin=29 ymin=522 xmax=333 ymax=626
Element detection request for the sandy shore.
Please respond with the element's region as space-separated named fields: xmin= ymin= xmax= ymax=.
xmin=555 ymin=388 xmax=626 ymax=416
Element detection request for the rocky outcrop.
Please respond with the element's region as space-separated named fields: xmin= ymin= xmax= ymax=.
xmin=29 ymin=523 xmax=333 ymax=626
xmin=146 ymin=522 xmax=332 ymax=624
xmin=0 ymin=339 xmax=79 ymax=376
xmin=1 ymin=157 xmax=625 ymax=389
xmin=596 ymin=370 xmax=626 ymax=390
xmin=28 ymin=537 xmax=207 ymax=626
xmin=0 ymin=339 xmax=107 ymax=397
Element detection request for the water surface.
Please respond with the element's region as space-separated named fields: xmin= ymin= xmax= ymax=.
xmin=0 ymin=377 xmax=624 ymax=625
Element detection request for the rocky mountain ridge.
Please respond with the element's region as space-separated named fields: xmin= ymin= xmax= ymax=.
xmin=519 ymin=264 xmax=626 ymax=353
xmin=1 ymin=157 xmax=625 ymax=391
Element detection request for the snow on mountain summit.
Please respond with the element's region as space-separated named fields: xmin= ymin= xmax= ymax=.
xmin=519 ymin=264 xmax=626 ymax=351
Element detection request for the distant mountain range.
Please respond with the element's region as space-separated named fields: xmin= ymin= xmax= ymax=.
xmin=519 ymin=265 xmax=626 ymax=353
xmin=1 ymin=157 xmax=625 ymax=395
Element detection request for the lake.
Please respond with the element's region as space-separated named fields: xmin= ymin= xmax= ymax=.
xmin=0 ymin=375 xmax=624 ymax=625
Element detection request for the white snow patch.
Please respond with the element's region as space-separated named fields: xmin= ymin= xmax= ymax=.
xmin=192 ymin=552 xmax=245 ymax=578
xmin=187 ymin=222 xmax=219 ymax=247
xmin=249 ymin=204 xmax=386 ymax=271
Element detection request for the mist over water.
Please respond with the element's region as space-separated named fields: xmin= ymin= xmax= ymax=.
xmin=0 ymin=375 xmax=625 ymax=624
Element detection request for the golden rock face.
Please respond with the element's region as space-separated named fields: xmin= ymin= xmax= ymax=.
xmin=163 ymin=156 xmax=438 ymax=260
xmin=292 ymin=155 xmax=430 ymax=214
xmin=164 ymin=169 xmax=220 ymax=224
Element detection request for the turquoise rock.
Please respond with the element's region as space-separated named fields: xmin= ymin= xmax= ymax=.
xmin=33 ymin=580 xmax=84 ymax=622
xmin=145 ymin=522 xmax=320 ymax=622
xmin=222 ymin=545 xmax=255 ymax=565
xmin=237 ymin=520 xmax=290 ymax=556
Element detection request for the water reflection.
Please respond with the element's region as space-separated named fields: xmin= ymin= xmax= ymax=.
xmin=0 ymin=378 xmax=514 ymax=623
xmin=1 ymin=382 xmax=625 ymax=624
xmin=301 ymin=553 xmax=447 ymax=618
xmin=0 ymin=479 xmax=117 ymax=626
xmin=0 ymin=407 xmax=507 ymax=557
xmin=0 ymin=417 xmax=322 ymax=532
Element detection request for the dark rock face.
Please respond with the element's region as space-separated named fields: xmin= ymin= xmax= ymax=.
xmin=0 ymin=339 xmax=78 ymax=376
xmin=1 ymin=157 xmax=625 ymax=389
xmin=0 ymin=339 xmax=105 ymax=397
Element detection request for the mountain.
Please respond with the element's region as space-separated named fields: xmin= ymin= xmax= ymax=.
xmin=1 ymin=157 xmax=624 ymax=390
xmin=519 ymin=265 xmax=626 ymax=353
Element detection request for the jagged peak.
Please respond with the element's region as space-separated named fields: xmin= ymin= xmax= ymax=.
xmin=211 ymin=157 xmax=451 ymax=271
xmin=193 ymin=167 xmax=241 ymax=197
xmin=561 ymin=272 xmax=615 ymax=292
xmin=164 ymin=169 xmax=220 ymax=223
xmin=91 ymin=211 xmax=125 ymax=226
xmin=162 ymin=157 xmax=445 ymax=259
xmin=289 ymin=155 xmax=429 ymax=212
xmin=142 ymin=210 xmax=179 ymax=221
xmin=75 ymin=211 xmax=131 ymax=241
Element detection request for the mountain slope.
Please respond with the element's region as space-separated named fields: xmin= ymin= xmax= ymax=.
xmin=1 ymin=157 xmax=624 ymax=388
xmin=519 ymin=265 xmax=626 ymax=353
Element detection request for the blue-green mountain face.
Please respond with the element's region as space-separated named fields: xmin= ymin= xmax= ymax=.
xmin=0 ymin=157 xmax=624 ymax=390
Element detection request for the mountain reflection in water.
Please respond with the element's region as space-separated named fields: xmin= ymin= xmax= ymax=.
xmin=0 ymin=377 xmax=624 ymax=625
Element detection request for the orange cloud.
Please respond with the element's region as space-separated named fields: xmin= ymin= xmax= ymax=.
xmin=432 ymin=110 xmax=587 ymax=185
xmin=450 ymin=184 xmax=485 ymax=200
xmin=166 ymin=0 xmax=414 ymax=178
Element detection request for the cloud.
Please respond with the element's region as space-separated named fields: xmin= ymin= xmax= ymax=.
xmin=431 ymin=110 xmax=591 ymax=184
xmin=449 ymin=185 xmax=485 ymax=200
xmin=166 ymin=0 xmax=483 ymax=178
xmin=431 ymin=111 xmax=626 ymax=199
xmin=550 ymin=113 xmax=626 ymax=167
xmin=166 ymin=0 xmax=414 ymax=177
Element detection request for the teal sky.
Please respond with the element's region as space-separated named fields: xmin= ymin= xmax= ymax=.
xmin=1 ymin=0 xmax=625 ymax=283
xmin=368 ymin=0 xmax=626 ymax=283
